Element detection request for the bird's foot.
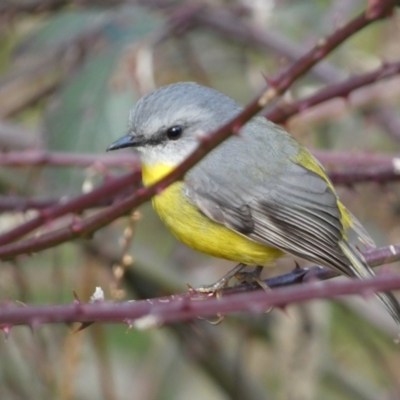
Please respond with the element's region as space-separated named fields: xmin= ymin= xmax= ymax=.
xmin=235 ymin=265 xmax=273 ymax=313
xmin=192 ymin=264 xmax=274 ymax=322
xmin=196 ymin=262 xmax=247 ymax=294
xmin=234 ymin=265 xmax=269 ymax=290
xmin=193 ymin=263 xmax=247 ymax=324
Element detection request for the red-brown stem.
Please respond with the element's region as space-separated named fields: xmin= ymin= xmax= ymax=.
xmin=0 ymin=156 xmax=398 ymax=212
xmin=0 ymin=151 xmax=138 ymax=168
xmin=265 ymin=61 xmax=400 ymax=123
xmin=0 ymin=170 xmax=141 ymax=247
xmin=313 ymin=150 xmax=400 ymax=166
xmin=0 ymin=271 xmax=399 ymax=326
xmin=328 ymin=166 xmax=400 ymax=184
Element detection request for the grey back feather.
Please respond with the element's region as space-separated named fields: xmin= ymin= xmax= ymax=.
xmin=186 ymin=116 xmax=357 ymax=275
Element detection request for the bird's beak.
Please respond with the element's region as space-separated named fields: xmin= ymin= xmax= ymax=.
xmin=106 ymin=134 xmax=143 ymax=152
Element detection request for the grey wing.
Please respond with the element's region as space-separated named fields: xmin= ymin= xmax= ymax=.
xmin=186 ymin=162 xmax=352 ymax=275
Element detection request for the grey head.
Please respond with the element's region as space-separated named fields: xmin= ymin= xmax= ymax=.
xmin=107 ymin=82 xmax=241 ymax=165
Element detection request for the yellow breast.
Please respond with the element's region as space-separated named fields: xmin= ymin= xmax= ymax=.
xmin=141 ymin=163 xmax=282 ymax=265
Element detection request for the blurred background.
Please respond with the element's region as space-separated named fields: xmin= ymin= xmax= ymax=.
xmin=1 ymin=0 xmax=400 ymax=399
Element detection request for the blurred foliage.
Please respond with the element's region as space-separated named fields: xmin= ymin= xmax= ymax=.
xmin=0 ymin=1 xmax=400 ymax=400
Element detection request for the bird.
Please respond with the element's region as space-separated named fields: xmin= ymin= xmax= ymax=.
xmin=107 ymin=82 xmax=400 ymax=323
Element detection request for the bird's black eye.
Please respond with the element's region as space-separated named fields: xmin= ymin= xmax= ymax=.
xmin=166 ymin=125 xmax=183 ymax=140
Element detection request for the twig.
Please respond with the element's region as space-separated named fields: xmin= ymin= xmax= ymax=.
xmin=327 ymin=166 xmax=400 ymax=184
xmin=313 ymin=149 xmax=400 ymax=166
xmin=0 ymin=196 xmax=60 ymax=211
xmin=0 ymin=170 xmax=141 ymax=247
xmin=1 ymin=240 xmax=399 ymax=327
xmin=0 ymin=270 xmax=400 ymax=327
xmin=265 ymin=61 xmax=400 ymax=124
xmin=0 ymin=192 xmax=135 ymax=212
xmin=0 ymin=151 xmax=138 ymax=168
xmin=365 ymin=244 xmax=400 ymax=268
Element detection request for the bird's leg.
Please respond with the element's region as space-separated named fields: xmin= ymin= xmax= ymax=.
xmin=195 ymin=264 xmax=273 ymax=323
xmin=235 ymin=265 xmax=274 ymax=313
xmin=196 ymin=263 xmax=247 ymax=294
xmin=191 ymin=263 xmax=247 ymax=325
xmin=235 ymin=265 xmax=270 ymax=291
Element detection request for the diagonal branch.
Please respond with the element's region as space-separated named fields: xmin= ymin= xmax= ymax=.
xmin=265 ymin=61 xmax=400 ymax=124
xmin=0 ymin=170 xmax=141 ymax=247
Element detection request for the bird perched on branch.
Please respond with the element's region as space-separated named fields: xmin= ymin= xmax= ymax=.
xmin=107 ymin=82 xmax=400 ymax=324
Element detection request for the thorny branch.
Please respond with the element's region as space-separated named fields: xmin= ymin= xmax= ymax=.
xmin=0 ymin=268 xmax=400 ymax=327
xmin=0 ymin=151 xmax=138 ymax=168
xmin=0 ymin=169 xmax=141 ymax=247
xmin=1 ymin=241 xmax=400 ymax=327
xmin=265 ymin=61 xmax=400 ymax=124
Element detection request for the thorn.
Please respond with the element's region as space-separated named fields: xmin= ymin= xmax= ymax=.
xmin=27 ymin=321 xmax=36 ymax=336
xmin=195 ymin=129 xmax=208 ymax=142
xmin=125 ymin=319 xmax=134 ymax=333
xmin=276 ymin=304 xmax=289 ymax=316
xmin=293 ymin=261 xmax=301 ymax=271
xmin=0 ymin=324 xmax=12 ymax=339
xmin=278 ymin=121 xmax=288 ymax=129
xmin=73 ymin=290 xmax=82 ymax=304
xmin=186 ymin=283 xmax=196 ymax=293
xmin=232 ymin=123 xmax=242 ymax=136
xmin=155 ymin=185 xmax=165 ymax=195
xmin=341 ymin=92 xmax=350 ymax=101
xmin=262 ymin=72 xmax=277 ymax=88
xmin=73 ymin=322 xmax=94 ymax=333
xmin=360 ymin=288 xmax=375 ymax=299
xmin=70 ymin=215 xmax=83 ymax=233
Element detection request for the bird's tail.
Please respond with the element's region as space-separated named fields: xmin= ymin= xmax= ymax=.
xmin=339 ymin=240 xmax=400 ymax=324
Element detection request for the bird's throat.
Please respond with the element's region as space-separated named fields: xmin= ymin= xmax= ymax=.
xmin=140 ymin=162 xmax=177 ymax=186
